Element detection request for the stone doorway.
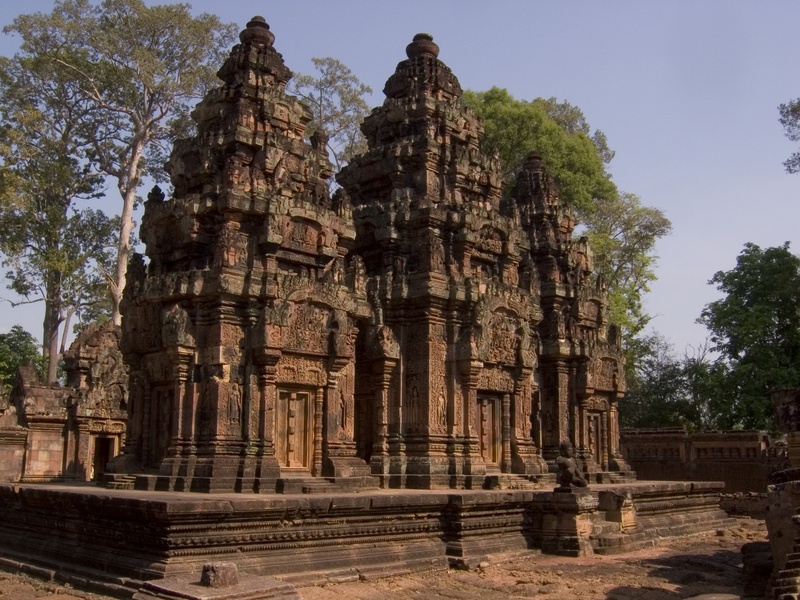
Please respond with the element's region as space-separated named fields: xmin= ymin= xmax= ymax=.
xmin=275 ymin=388 xmax=315 ymax=471
xmin=92 ymin=437 xmax=115 ymax=481
xmin=150 ymin=388 xmax=173 ymax=468
xmin=478 ymin=394 xmax=501 ymax=470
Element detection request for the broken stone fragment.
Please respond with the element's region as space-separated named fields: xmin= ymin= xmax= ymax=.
xmin=200 ymin=562 xmax=239 ymax=588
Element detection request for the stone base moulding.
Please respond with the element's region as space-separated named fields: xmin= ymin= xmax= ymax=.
xmin=133 ymin=562 xmax=301 ymax=600
xmin=0 ymin=481 xmax=730 ymax=596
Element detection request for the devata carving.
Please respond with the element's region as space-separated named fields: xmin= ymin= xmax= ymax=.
xmin=108 ymin=18 xmax=631 ymax=492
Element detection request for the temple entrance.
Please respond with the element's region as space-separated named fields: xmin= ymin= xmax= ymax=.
xmin=477 ymin=393 xmax=501 ymax=470
xmin=91 ymin=437 xmax=115 ymax=481
xmin=354 ymin=386 xmax=374 ymax=463
xmin=149 ymin=388 xmax=173 ymax=468
xmin=276 ymin=388 xmax=314 ymax=470
xmin=353 ymin=327 xmax=374 ymax=463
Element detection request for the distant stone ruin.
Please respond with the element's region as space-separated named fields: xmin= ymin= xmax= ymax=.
xmin=0 ymin=321 xmax=127 ymax=483
xmin=112 ymin=19 xmax=630 ymax=494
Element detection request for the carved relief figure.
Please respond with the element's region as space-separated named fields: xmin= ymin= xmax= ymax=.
xmin=436 ymin=393 xmax=446 ymax=431
xmin=229 ymin=382 xmax=242 ymax=424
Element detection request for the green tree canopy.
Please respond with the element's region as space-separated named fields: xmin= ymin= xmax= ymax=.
xmin=583 ymin=193 xmax=671 ymax=338
xmin=698 ymin=242 xmax=800 ymax=429
xmin=4 ymin=0 xmax=237 ymax=325
xmin=0 ymin=325 xmax=45 ymax=390
xmin=462 ymin=87 xmax=617 ymax=213
xmin=0 ymin=48 xmax=117 ymax=383
xmin=779 ymin=98 xmax=800 ymax=173
xmin=621 ymin=332 xmax=723 ymax=431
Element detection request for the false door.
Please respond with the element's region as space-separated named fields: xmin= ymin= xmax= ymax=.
xmin=276 ymin=388 xmax=314 ymax=470
xmin=587 ymin=412 xmax=605 ymax=468
xmin=477 ymin=394 xmax=501 ymax=469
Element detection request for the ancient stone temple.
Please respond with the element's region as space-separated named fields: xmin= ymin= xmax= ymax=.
xmin=114 ymin=20 xmax=630 ymax=493
xmin=0 ymin=21 xmax=732 ymax=594
xmin=338 ymin=33 xmax=544 ymax=487
xmin=516 ymin=154 xmax=630 ymax=477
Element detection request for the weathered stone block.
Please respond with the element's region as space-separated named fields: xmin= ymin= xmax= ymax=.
xmin=200 ymin=562 xmax=239 ymax=588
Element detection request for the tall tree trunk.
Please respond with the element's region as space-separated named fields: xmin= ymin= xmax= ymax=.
xmin=111 ymin=139 xmax=146 ymax=326
xmin=43 ymin=274 xmax=62 ymax=384
xmin=60 ymin=307 xmax=75 ymax=356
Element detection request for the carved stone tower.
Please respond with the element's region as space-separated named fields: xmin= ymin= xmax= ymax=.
xmin=117 ymin=17 xmax=371 ymax=492
xmin=513 ymin=153 xmax=631 ymax=475
xmin=339 ymin=34 xmax=548 ymax=488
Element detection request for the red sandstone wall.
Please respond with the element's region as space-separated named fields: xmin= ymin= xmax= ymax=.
xmin=0 ymin=429 xmax=26 ymax=482
xmin=621 ymin=429 xmax=787 ymax=493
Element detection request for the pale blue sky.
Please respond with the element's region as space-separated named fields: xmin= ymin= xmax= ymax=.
xmin=0 ymin=1 xmax=798 ymax=355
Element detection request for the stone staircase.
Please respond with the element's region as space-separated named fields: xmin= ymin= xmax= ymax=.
xmin=484 ymin=473 xmax=556 ymax=490
xmin=276 ymin=476 xmax=379 ymax=494
xmin=589 ymin=513 xmax=660 ymax=555
xmin=588 ymin=481 xmax=732 ymax=555
xmin=101 ymin=474 xmax=136 ymax=490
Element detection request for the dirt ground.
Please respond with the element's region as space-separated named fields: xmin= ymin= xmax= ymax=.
xmin=0 ymin=517 xmax=768 ymax=600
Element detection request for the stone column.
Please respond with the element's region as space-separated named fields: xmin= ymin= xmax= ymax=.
xmin=249 ymin=361 xmax=281 ymax=491
xmin=773 ymin=389 xmax=800 ymax=467
xmin=312 ymin=387 xmax=324 ymax=477
xmin=458 ymin=359 xmax=486 ymax=476
xmin=172 ymin=349 xmax=192 ymax=443
xmin=539 ymin=361 xmax=570 ymax=465
xmin=369 ymin=358 xmax=397 ymax=477
xmin=501 ymin=393 xmax=511 ymax=473
xmin=608 ymin=397 xmax=631 ymax=472
xmin=601 ymin=410 xmax=610 ymax=471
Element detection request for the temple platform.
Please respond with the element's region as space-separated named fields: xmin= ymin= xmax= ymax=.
xmin=0 ymin=480 xmax=730 ymax=597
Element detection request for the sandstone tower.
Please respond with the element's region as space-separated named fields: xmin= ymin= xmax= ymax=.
xmin=118 ymin=17 xmax=370 ymax=492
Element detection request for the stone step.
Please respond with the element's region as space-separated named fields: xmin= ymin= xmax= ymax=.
xmin=589 ymin=519 xmax=622 ymax=536
xmin=276 ymin=476 xmax=379 ymax=494
xmin=590 ymin=471 xmax=638 ymax=484
xmin=106 ymin=482 xmax=135 ymax=490
xmin=484 ymin=473 xmax=556 ymax=490
xmin=593 ymin=534 xmax=656 ymax=555
xmin=101 ymin=474 xmax=136 ymax=490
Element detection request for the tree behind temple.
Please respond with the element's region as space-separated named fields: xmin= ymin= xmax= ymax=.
xmin=0 ymin=51 xmax=117 ymax=382
xmin=5 ymin=0 xmax=237 ymax=325
xmin=462 ymin=87 xmax=617 ymax=213
xmin=620 ymin=332 xmax=722 ymax=430
xmin=583 ymin=193 xmax=671 ymax=339
xmin=699 ymin=242 xmax=800 ymax=429
xmin=462 ymin=87 xmax=671 ymax=344
xmin=291 ymin=57 xmax=373 ymax=172
xmin=0 ymin=325 xmax=46 ymax=392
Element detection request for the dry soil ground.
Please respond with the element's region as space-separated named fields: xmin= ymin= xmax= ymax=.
xmin=0 ymin=517 xmax=768 ymax=600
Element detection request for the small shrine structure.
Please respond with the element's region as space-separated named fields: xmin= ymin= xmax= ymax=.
xmin=0 ymin=322 xmax=127 ymax=483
